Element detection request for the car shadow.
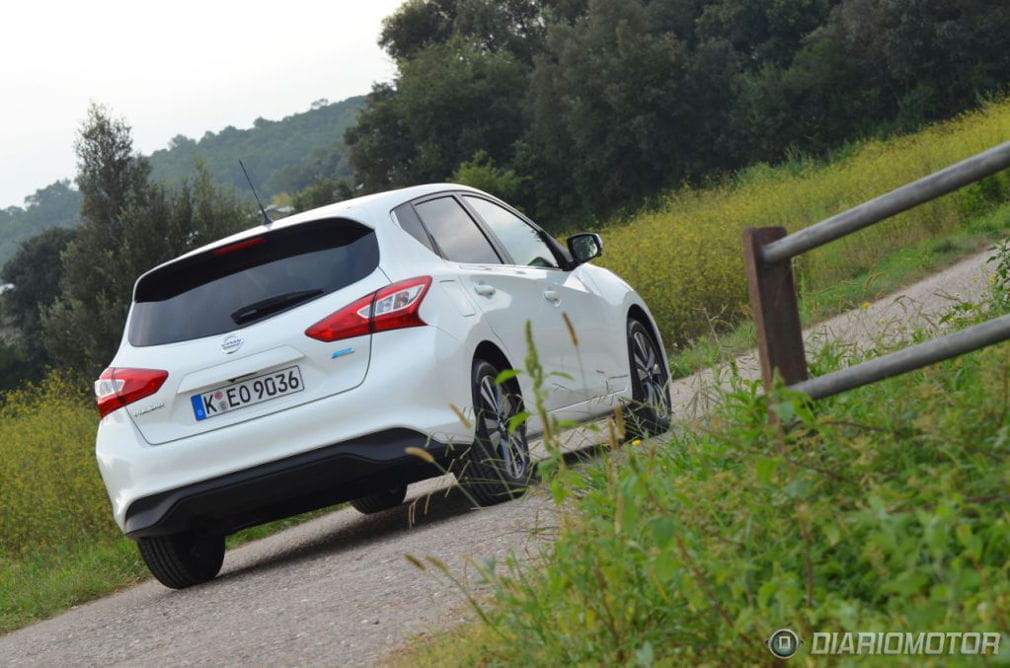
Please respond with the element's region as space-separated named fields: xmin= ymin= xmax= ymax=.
xmin=215 ymin=441 xmax=609 ymax=583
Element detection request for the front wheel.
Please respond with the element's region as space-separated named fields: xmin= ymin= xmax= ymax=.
xmin=136 ymin=531 xmax=225 ymax=589
xmin=461 ymin=359 xmax=532 ymax=506
xmin=626 ymin=319 xmax=672 ymax=438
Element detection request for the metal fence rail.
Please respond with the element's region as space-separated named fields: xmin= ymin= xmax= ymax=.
xmin=743 ymin=141 xmax=1010 ymax=399
xmin=791 ymin=314 xmax=1010 ymax=400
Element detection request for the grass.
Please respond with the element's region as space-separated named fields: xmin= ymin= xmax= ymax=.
xmin=595 ymin=96 xmax=1010 ymax=350
xmin=395 ymin=293 xmax=1010 ymax=666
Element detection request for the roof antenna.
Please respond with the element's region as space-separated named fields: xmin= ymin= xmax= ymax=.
xmin=239 ymin=160 xmax=273 ymax=226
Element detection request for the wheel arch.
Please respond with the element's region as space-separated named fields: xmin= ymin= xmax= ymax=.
xmin=473 ymin=340 xmax=514 ymax=379
xmin=628 ymin=304 xmax=660 ymax=347
xmin=627 ymin=303 xmax=670 ymax=371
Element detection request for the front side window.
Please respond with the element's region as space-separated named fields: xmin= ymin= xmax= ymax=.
xmin=414 ymin=197 xmax=501 ymax=264
xmin=463 ymin=196 xmax=558 ymax=269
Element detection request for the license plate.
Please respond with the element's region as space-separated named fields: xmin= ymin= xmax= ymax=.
xmin=191 ymin=366 xmax=304 ymax=421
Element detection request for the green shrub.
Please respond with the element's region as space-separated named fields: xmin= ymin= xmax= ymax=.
xmin=0 ymin=374 xmax=113 ymax=559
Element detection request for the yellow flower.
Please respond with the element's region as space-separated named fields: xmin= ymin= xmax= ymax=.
xmin=860 ymin=301 xmax=871 ymax=310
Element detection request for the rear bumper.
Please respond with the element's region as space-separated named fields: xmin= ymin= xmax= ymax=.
xmin=124 ymin=428 xmax=458 ymax=538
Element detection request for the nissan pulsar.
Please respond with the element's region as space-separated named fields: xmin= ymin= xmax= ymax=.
xmin=94 ymin=184 xmax=671 ymax=588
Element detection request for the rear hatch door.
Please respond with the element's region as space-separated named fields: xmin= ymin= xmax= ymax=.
xmin=117 ymin=218 xmax=387 ymax=445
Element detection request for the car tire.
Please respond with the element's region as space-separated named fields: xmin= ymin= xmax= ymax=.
xmin=136 ymin=531 xmax=225 ymax=589
xmin=462 ymin=358 xmax=532 ymax=506
xmin=350 ymin=485 xmax=408 ymax=514
xmin=626 ymin=318 xmax=672 ymax=438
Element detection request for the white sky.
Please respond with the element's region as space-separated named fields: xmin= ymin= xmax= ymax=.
xmin=0 ymin=0 xmax=405 ymax=209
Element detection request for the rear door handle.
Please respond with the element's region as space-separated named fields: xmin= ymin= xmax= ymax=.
xmin=543 ymin=290 xmax=560 ymax=303
xmin=474 ymin=283 xmax=496 ymax=297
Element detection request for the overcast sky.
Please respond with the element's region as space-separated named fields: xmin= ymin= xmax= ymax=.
xmin=0 ymin=0 xmax=405 ymax=209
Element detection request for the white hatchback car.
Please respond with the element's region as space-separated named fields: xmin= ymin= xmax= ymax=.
xmin=95 ymin=184 xmax=671 ymax=588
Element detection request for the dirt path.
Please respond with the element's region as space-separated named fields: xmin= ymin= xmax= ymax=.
xmin=0 ymin=248 xmax=996 ymax=667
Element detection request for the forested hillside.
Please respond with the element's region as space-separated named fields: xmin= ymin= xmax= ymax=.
xmin=148 ymin=95 xmax=365 ymax=199
xmin=0 ymin=182 xmax=81 ymax=270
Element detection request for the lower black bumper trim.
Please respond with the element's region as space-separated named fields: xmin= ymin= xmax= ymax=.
xmin=124 ymin=428 xmax=460 ymax=538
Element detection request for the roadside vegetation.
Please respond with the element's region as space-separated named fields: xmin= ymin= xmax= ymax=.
xmin=597 ymin=97 xmax=1010 ymax=356
xmin=397 ymin=263 xmax=1010 ymax=666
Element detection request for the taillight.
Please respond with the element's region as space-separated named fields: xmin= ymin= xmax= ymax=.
xmin=95 ymin=367 xmax=169 ymax=418
xmin=304 ymin=293 xmax=374 ymax=342
xmin=370 ymin=276 xmax=432 ymax=333
xmin=305 ymin=276 xmax=432 ymax=342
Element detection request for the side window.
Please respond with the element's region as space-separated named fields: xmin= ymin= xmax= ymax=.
xmin=392 ymin=203 xmax=435 ymax=253
xmin=414 ymin=197 xmax=501 ymax=264
xmin=463 ymin=196 xmax=559 ymax=269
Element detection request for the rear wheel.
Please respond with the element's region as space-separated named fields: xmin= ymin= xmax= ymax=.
xmin=136 ymin=531 xmax=225 ymax=589
xmin=626 ymin=319 xmax=672 ymax=438
xmin=350 ymin=485 xmax=407 ymax=514
xmin=462 ymin=359 xmax=531 ymax=506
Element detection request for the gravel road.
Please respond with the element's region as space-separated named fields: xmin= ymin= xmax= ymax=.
xmin=0 ymin=247 xmax=996 ymax=667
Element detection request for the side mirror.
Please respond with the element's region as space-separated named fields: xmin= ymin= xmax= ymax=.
xmin=567 ymin=233 xmax=603 ymax=266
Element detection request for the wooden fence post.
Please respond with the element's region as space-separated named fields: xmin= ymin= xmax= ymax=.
xmin=742 ymin=226 xmax=809 ymax=392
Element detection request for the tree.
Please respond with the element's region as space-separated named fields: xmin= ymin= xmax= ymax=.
xmin=380 ymin=0 xmax=458 ymax=61
xmin=23 ymin=180 xmax=81 ymax=221
xmin=74 ymin=104 xmax=151 ymax=236
xmin=452 ymin=150 xmax=527 ymax=202
xmin=0 ymin=227 xmax=77 ymax=375
xmin=42 ymin=107 xmax=250 ymax=379
xmin=347 ymin=38 xmax=529 ymax=194
xmin=733 ymin=0 xmax=1010 ymax=157
xmin=292 ymin=178 xmax=355 ymax=213
xmin=695 ymin=0 xmax=837 ymax=68
xmin=380 ymin=0 xmax=553 ymax=62
xmin=524 ymin=0 xmax=701 ymax=217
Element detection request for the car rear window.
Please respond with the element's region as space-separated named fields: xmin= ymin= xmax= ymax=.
xmin=128 ymin=219 xmax=379 ymax=346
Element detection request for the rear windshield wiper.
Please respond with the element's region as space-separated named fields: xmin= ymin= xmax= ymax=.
xmin=230 ymin=289 xmax=324 ymax=325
